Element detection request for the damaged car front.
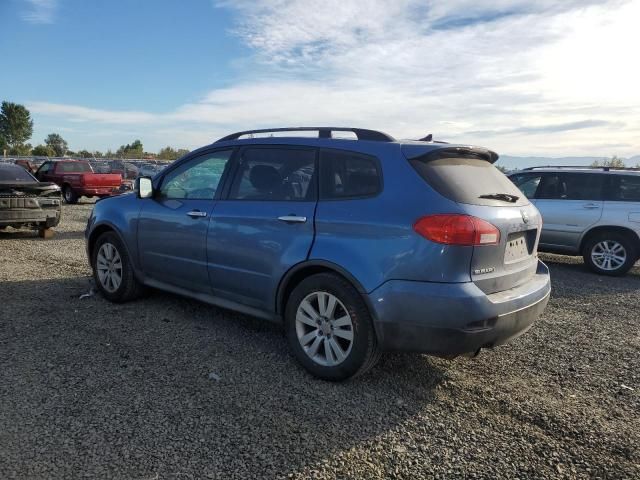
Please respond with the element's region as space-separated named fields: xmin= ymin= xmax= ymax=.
xmin=0 ymin=163 xmax=62 ymax=231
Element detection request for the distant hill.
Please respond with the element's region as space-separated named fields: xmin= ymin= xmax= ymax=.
xmin=498 ymin=155 xmax=640 ymax=171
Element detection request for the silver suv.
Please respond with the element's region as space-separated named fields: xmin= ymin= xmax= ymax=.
xmin=509 ymin=167 xmax=640 ymax=276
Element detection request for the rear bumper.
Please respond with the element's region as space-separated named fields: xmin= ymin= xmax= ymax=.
xmin=367 ymin=260 xmax=551 ymax=355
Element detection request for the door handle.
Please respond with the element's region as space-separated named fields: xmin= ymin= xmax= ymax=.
xmin=277 ymin=215 xmax=307 ymax=223
xmin=186 ymin=210 xmax=208 ymax=218
xmin=582 ymin=204 xmax=600 ymax=209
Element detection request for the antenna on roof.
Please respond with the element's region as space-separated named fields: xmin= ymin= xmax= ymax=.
xmin=419 ymin=134 xmax=433 ymax=142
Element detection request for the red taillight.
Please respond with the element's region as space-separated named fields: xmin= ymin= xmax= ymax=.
xmin=413 ymin=214 xmax=500 ymax=246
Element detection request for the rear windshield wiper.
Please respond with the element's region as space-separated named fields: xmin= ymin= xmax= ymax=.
xmin=479 ymin=193 xmax=519 ymax=203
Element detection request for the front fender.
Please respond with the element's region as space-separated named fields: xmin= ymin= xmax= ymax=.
xmin=86 ymin=194 xmax=143 ymax=272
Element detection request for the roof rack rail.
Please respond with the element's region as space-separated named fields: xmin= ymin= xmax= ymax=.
xmin=522 ymin=165 xmax=640 ymax=172
xmin=215 ymin=127 xmax=395 ymax=143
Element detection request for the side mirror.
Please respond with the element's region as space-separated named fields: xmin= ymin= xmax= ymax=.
xmin=136 ymin=176 xmax=154 ymax=199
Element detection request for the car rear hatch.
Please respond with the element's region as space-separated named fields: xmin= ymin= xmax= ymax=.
xmin=403 ymin=144 xmax=541 ymax=294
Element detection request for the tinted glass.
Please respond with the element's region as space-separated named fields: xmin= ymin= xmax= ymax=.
xmin=608 ymin=175 xmax=640 ymax=201
xmin=410 ymin=157 xmax=528 ymax=206
xmin=537 ymin=173 xmax=602 ymax=200
xmin=160 ymin=150 xmax=232 ymax=200
xmin=229 ymin=148 xmax=316 ymax=201
xmin=0 ymin=165 xmax=35 ymax=183
xmin=37 ymin=163 xmax=51 ymax=174
xmin=57 ymin=162 xmax=93 ymax=173
xmin=320 ymin=149 xmax=381 ymax=199
xmin=509 ymin=174 xmax=541 ymax=198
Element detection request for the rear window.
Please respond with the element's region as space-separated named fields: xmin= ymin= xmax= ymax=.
xmin=409 ymin=157 xmax=528 ymax=206
xmin=56 ymin=162 xmax=93 ymax=173
xmin=0 ymin=165 xmax=35 ymax=183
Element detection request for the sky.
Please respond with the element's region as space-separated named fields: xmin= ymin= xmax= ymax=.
xmin=1 ymin=0 xmax=639 ymax=158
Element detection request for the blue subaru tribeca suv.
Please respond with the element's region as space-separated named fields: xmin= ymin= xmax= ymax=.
xmin=86 ymin=127 xmax=551 ymax=380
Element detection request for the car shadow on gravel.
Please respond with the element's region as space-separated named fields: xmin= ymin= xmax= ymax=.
xmin=0 ymin=228 xmax=42 ymax=239
xmin=1 ymin=276 xmax=448 ymax=479
xmin=0 ymin=229 xmax=84 ymax=241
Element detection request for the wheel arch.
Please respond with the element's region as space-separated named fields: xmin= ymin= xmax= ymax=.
xmin=579 ymin=225 xmax=640 ymax=256
xmin=276 ymin=260 xmax=368 ymax=316
xmin=87 ymin=222 xmax=135 ymax=268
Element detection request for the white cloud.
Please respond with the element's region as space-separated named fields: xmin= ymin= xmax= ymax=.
xmin=29 ymin=0 xmax=640 ymax=156
xmin=22 ymin=0 xmax=57 ymax=24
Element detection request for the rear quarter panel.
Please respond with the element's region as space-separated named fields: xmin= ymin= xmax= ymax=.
xmin=311 ymin=143 xmax=473 ymax=293
xmin=581 ymin=200 xmax=640 ymax=248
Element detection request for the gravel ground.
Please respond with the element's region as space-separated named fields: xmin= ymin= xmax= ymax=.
xmin=1 ymin=202 xmax=639 ymax=479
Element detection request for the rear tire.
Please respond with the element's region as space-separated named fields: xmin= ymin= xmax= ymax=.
xmin=583 ymin=231 xmax=637 ymax=276
xmin=92 ymin=231 xmax=144 ymax=302
xmin=284 ymin=273 xmax=381 ymax=381
xmin=63 ymin=185 xmax=78 ymax=204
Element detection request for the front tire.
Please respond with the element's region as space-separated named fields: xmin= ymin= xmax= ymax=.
xmin=285 ymin=273 xmax=381 ymax=381
xmin=92 ymin=232 xmax=144 ymax=302
xmin=63 ymin=185 xmax=78 ymax=204
xmin=583 ymin=231 xmax=637 ymax=276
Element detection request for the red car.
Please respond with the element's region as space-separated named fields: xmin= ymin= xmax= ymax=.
xmin=35 ymin=160 xmax=124 ymax=204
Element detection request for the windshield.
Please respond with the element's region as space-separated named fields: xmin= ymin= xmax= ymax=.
xmin=0 ymin=166 xmax=36 ymax=183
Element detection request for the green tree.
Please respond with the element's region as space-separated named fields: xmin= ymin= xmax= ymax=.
xmin=117 ymin=139 xmax=143 ymax=159
xmin=77 ymin=149 xmax=94 ymax=158
xmin=591 ymin=155 xmax=625 ymax=168
xmin=32 ymin=144 xmax=55 ymax=156
xmin=45 ymin=133 xmax=68 ymax=156
xmin=0 ymin=135 xmax=6 ymax=155
xmin=0 ymin=101 xmax=33 ymax=151
xmin=157 ymin=146 xmax=190 ymax=160
xmin=9 ymin=143 xmax=33 ymax=156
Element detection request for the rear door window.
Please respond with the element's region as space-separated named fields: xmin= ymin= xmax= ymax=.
xmin=320 ymin=149 xmax=381 ymax=199
xmin=537 ymin=173 xmax=603 ymax=200
xmin=228 ymin=147 xmax=317 ymax=201
xmin=409 ymin=156 xmax=527 ymax=206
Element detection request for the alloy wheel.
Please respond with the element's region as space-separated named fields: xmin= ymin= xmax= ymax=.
xmin=591 ymin=240 xmax=627 ymax=271
xmin=295 ymin=291 xmax=354 ymax=367
xmin=96 ymin=242 xmax=123 ymax=292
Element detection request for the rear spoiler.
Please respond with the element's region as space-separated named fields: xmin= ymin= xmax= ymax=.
xmin=401 ymin=145 xmax=499 ymax=164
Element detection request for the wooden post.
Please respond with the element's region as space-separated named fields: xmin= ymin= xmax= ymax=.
xmin=38 ymin=228 xmax=55 ymax=239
